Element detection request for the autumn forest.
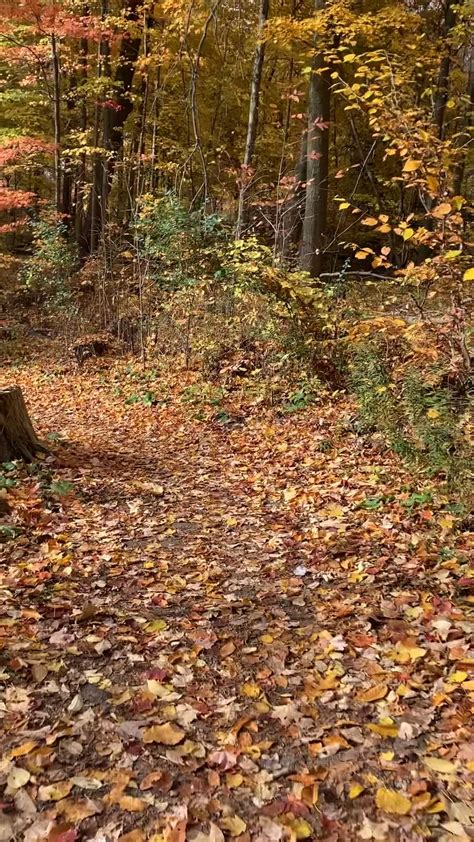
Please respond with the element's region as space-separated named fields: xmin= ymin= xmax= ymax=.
xmin=0 ymin=0 xmax=473 ymax=838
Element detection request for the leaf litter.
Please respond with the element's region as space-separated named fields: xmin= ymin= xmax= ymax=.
xmin=0 ymin=356 xmax=473 ymax=841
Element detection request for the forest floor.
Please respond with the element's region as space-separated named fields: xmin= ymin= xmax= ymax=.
xmin=1 ymin=346 xmax=473 ymax=842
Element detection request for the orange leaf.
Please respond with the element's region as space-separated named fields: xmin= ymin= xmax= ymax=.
xmin=356 ymin=683 xmax=388 ymax=703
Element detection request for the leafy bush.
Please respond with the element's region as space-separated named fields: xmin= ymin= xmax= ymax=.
xmin=133 ymin=193 xmax=225 ymax=291
xmin=20 ymin=214 xmax=77 ymax=312
xmin=350 ymin=342 xmax=473 ymax=493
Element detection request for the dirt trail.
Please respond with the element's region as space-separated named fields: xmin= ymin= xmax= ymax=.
xmin=1 ymin=360 xmax=473 ymax=841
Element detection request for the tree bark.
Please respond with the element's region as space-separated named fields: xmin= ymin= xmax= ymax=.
xmin=86 ymin=0 xmax=141 ymax=252
xmin=281 ymin=129 xmax=307 ymax=261
xmin=300 ymin=0 xmax=330 ymax=277
xmin=433 ymin=0 xmax=456 ymax=139
xmin=0 ymin=387 xmax=45 ymax=462
xmin=235 ymin=0 xmax=270 ymax=238
xmin=51 ymin=33 xmax=62 ymax=215
xmin=453 ymin=44 xmax=474 ymax=195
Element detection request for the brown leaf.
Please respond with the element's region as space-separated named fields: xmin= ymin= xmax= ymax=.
xmin=356 ymin=683 xmax=388 ymax=703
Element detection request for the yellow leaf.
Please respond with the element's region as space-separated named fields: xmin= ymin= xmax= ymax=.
xmin=146 ymin=619 xmax=167 ymax=633
xmin=288 ymin=818 xmax=312 ymax=839
xmin=426 ymin=798 xmax=446 ymax=813
xmin=343 ymin=53 xmax=356 ymax=62
xmin=448 ymin=671 xmax=468 ymax=684
xmin=260 ymin=634 xmax=273 ymax=644
xmin=226 ymin=773 xmax=243 ymax=789
xmin=427 ymin=408 xmax=440 ymax=419
xmin=361 ymin=217 xmax=379 ymax=227
xmin=403 ymin=227 xmax=415 ymax=241
xmin=143 ymin=722 xmax=185 ymax=745
xmin=437 ymin=513 xmax=454 ymax=530
xmin=8 ymin=741 xmax=37 ymax=759
xmin=463 ymin=267 xmax=474 ymax=281
xmin=338 ymin=201 xmax=350 ymax=209
xmin=376 ymin=787 xmax=411 ymax=815
xmin=402 ymin=159 xmax=422 ymax=172
xmin=220 ymin=815 xmax=247 ymax=837
xmin=349 ymin=783 xmax=365 ymax=799
xmin=356 ymin=683 xmax=388 ymax=703
xmin=355 ymin=250 xmax=371 ymax=259
xmin=324 ymin=503 xmax=345 ymax=518
xmin=380 ymin=751 xmax=394 ymax=761
xmin=390 ymin=644 xmax=426 ymax=663
xmin=424 ymin=756 xmax=456 ymax=775
xmin=240 ymin=682 xmax=261 ymax=699
xmin=377 ymin=223 xmax=391 ymax=233
xmin=368 ymin=720 xmax=398 ymax=738
xmin=283 ymin=487 xmax=298 ymax=503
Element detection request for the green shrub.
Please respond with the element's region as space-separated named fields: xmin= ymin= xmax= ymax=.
xmin=350 ymin=343 xmax=473 ymax=493
xmin=20 ymin=214 xmax=77 ymax=312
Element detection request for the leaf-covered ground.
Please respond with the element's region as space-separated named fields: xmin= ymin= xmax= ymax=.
xmin=1 ymin=353 xmax=473 ymax=842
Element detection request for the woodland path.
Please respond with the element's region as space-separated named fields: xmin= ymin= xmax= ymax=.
xmin=0 ymin=355 xmax=473 ymax=842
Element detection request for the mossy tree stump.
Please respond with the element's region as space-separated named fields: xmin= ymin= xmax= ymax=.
xmin=0 ymin=386 xmax=45 ymax=462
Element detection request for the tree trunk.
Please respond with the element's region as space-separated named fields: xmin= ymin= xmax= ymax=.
xmin=300 ymin=0 xmax=330 ymax=278
xmin=433 ymin=0 xmax=456 ymax=139
xmin=453 ymin=44 xmax=474 ymax=195
xmin=281 ymin=129 xmax=307 ymax=261
xmin=51 ymin=33 xmax=62 ymax=215
xmin=0 ymin=387 xmax=45 ymax=462
xmin=85 ymin=0 xmax=141 ymax=251
xmin=235 ymin=0 xmax=270 ymax=237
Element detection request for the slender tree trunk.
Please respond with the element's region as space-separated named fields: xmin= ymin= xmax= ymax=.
xmin=51 ymin=34 xmax=62 ymax=214
xmin=86 ymin=0 xmax=141 ymax=250
xmin=61 ymin=74 xmax=78 ymax=226
xmin=282 ymin=129 xmax=307 ymax=261
xmin=433 ymin=0 xmax=456 ymax=139
xmin=88 ymin=0 xmax=109 ymax=253
xmin=0 ymin=387 xmax=45 ymax=463
xmin=74 ymin=24 xmax=89 ymax=251
xmin=300 ymin=0 xmax=330 ymax=277
xmin=235 ymin=0 xmax=269 ymax=238
xmin=453 ymin=44 xmax=474 ymax=195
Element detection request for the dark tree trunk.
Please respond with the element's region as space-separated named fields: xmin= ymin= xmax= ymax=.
xmin=433 ymin=0 xmax=457 ymax=139
xmin=85 ymin=0 xmax=141 ymax=252
xmin=453 ymin=44 xmax=474 ymax=195
xmin=282 ymin=129 xmax=307 ymax=260
xmin=235 ymin=0 xmax=270 ymax=237
xmin=0 ymin=387 xmax=45 ymax=462
xmin=51 ymin=33 xmax=62 ymax=214
xmin=300 ymin=0 xmax=330 ymax=277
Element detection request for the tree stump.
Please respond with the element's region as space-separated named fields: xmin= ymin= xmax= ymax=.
xmin=0 ymin=386 xmax=45 ymax=462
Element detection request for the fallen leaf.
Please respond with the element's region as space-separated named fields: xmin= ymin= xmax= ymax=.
xmin=118 ymin=795 xmax=147 ymax=812
xmin=356 ymin=684 xmax=388 ymax=703
xmin=6 ymin=766 xmax=31 ymax=792
xmin=143 ymin=722 xmax=185 ymax=745
xmin=424 ymin=756 xmax=456 ymax=775
xmin=219 ymin=815 xmax=247 ymax=836
xmin=8 ymin=740 xmax=38 ymax=759
xmin=376 ymin=787 xmax=411 ymax=816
